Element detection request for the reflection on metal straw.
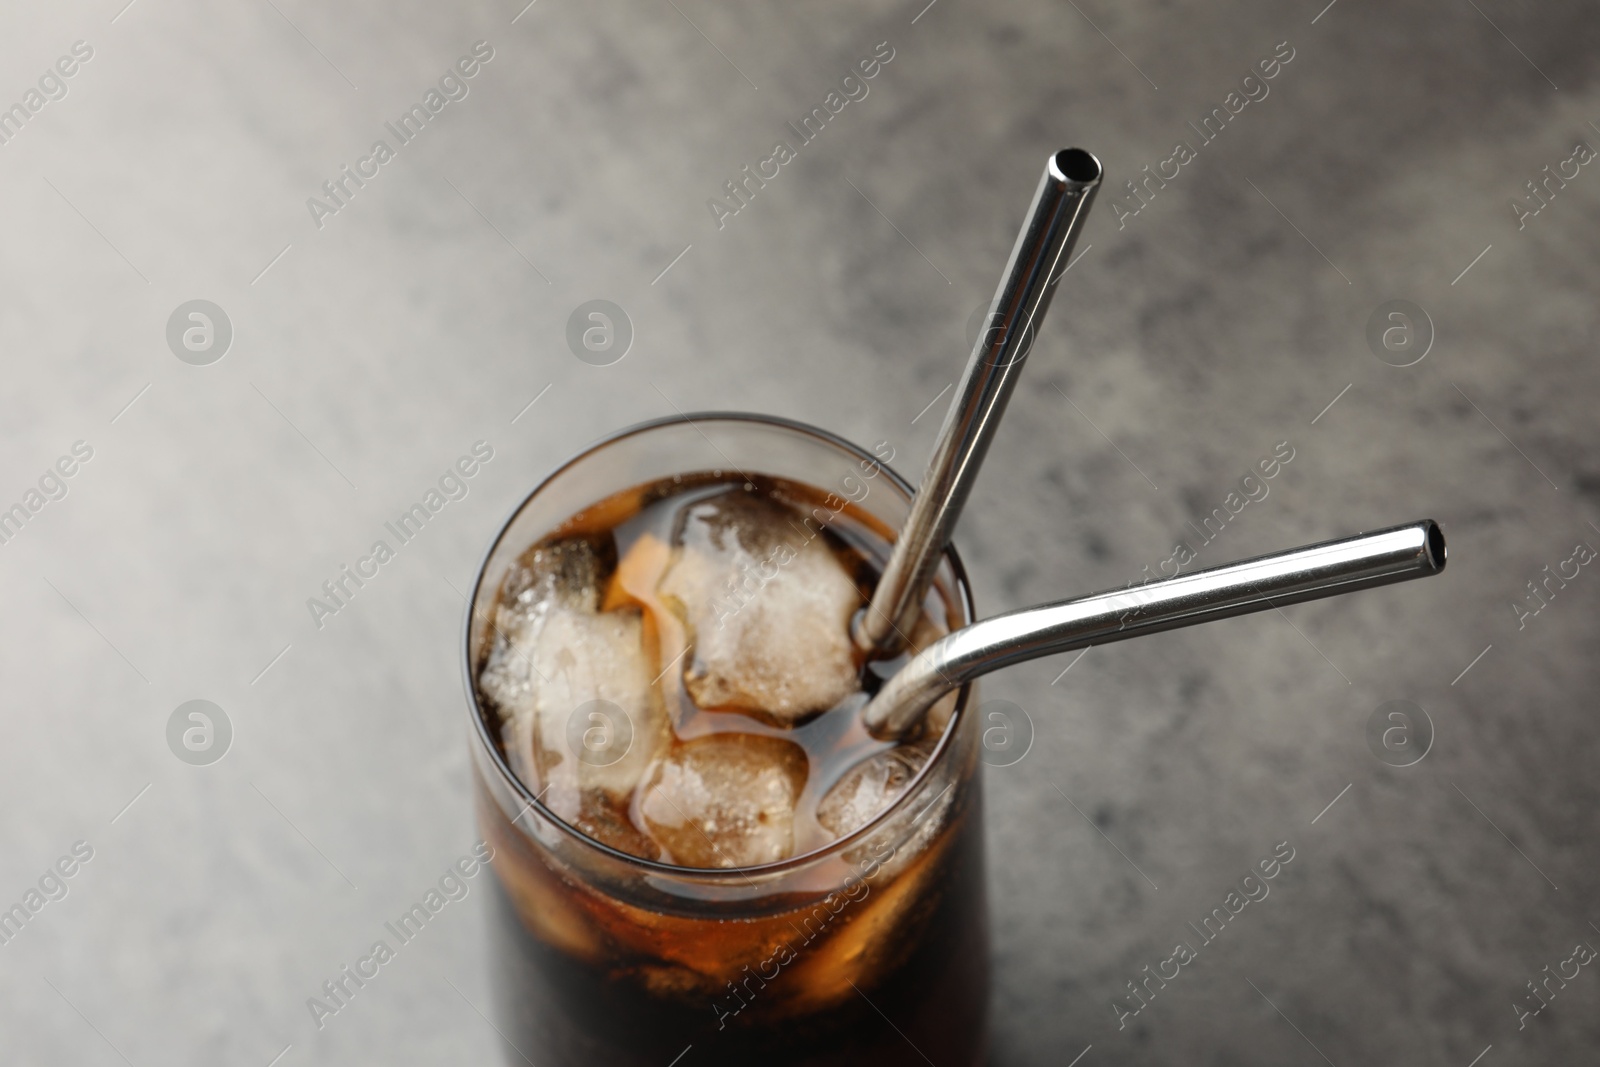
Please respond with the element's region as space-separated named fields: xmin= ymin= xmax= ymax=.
xmin=863 ymin=520 xmax=1447 ymax=738
xmin=857 ymin=148 xmax=1103 ymax=654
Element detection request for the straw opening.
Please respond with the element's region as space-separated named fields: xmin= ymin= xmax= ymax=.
xmin=1425 ymin=520 xmax=1447 ymax=570
xmin=1053 ymin=147 xmax=1102 ymax=184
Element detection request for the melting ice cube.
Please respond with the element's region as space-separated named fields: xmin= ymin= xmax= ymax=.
xmin=479 ymin=535 xmax=667 ymax=822
xmin=659 ymin=490 xmax=861 ymax=723
xmin=638 ymin=733 xmax=808 ymax=868
xmin=816 ymin=744 xmax=932 ymax=839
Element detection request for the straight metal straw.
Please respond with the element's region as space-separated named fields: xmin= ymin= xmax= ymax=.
xmin=862 ymin=520 xmax=1447 ymax=738
xmin=857 ymin=148 xmax=1103 ymax=654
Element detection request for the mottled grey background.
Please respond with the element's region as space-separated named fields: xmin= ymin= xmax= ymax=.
xmin=1 ymin=0 xmax=1596 ymax=1064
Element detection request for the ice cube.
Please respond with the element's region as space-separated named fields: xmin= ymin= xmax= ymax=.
xmin=479 ymin=535 xmax=609 ymax=713
xmin=478 ymin=534 xmax=667 ymax=822
xmin=816 ymin=743 xmax=932 ymax=838
xmin=638 ymin=733 xmax=808 ymax=868
xmin=505 ymin=535 xmax=609 ymax=614
xmin=522 ymin=608 xmax=668 ymax=816
xmin=570 ymin=789 xmax=660 ymax=861
xmin=658 ymin=491 xmax=861 ymax=723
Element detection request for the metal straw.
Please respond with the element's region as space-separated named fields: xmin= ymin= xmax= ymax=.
xmin=857 ymin=148 xmax=1103 ymax=654
xmin=862 ymin=520 xmax=1447 ymax=738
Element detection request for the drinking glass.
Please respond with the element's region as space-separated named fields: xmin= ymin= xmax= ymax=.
xmin=462 ymin=413 xmax=988 ymax=1066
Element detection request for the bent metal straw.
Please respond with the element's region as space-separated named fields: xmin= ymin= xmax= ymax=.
xmin=863 ymin=520 xmax=1446 ymax=738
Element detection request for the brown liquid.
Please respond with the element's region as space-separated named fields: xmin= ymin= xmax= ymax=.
xmin=472 ymin=473 xmax=989 ymax=1065
xmin=478 ymin=779 xmax=987 ymax=1065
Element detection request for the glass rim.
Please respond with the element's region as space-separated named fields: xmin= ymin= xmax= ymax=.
xmin=459 ymin=411 xmax=978 ymax=881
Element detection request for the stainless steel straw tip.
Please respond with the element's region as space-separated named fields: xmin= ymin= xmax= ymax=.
xmin=1423 ymin=519 xmax=1447 ymax=571
xmin=1049 ymin=147 xmax=1103 ymax=186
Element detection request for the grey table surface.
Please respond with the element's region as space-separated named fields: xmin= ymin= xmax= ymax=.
xmin=2 ymin=0 xmax=1597 ymax=1064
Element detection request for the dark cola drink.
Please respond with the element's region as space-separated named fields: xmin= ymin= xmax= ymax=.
xmin=468 ymin=466 xmax=988 ymax=1066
